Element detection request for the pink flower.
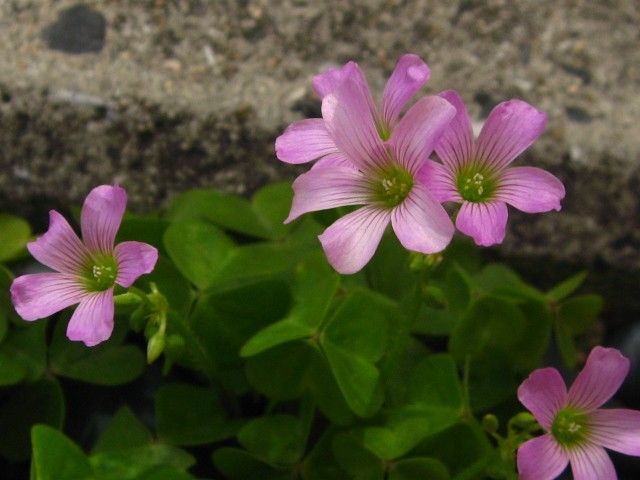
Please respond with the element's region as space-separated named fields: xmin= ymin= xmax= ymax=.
xmin=420 ymin=90 xmax=565 ymax=246
xmin=517 ymin=346 xmax=640 ymax=480
xmin=276 ymin=55 xmax=456 ymax=273
xmin=10 ymin=185 xmax=158 ymax=346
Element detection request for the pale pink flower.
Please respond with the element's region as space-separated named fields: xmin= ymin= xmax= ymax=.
xmin=276 ymin=55 xmax=456 ymax=273
xmin=276 ymin=54 xmax=431 ymax=165
xmin=420 ymin=90 xmax=565 ymax=246
xmin=10 ymin=185 xmax=158 ymax=346
xmin=517 ymin=346 xmax=640 ymax=480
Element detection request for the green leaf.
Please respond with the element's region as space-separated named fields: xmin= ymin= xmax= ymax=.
xmin=155 ymin=383 xmax=238 ymax=446
xmin=0 ymin=349 xmax=28 ymax=385
xmin=555 ymin=321 xmax=578 ymax=368
xmin=412 ymin=422 xmax=491 ymax=479
xmin=406 ymin=354 xmax=463 ymax=411
xmin=302 ymin=430 xmax=352 ymax=480
xmin=411 ymin=306 xmax=457 ymax=336
xmin=92 ymin=406 xmax=152 ymax=455
xmin=207 ymin=242 xmax=301 ymax=292
xmin=53 ymin=345 xmax=145 ymax=385
xmin=245 ymin=341 xmax=312 ymax=400
xmin=116 ymin=214 xmax=168 ymax=256
xmin=322 ymin=289 xmax=391 ymax=363
xmin=0 ymin=321 xmax=47 ymax=382
xmin=251 ymin=182 xmax=294 ymax=239
xmin=0 ymin=378 xmax=64 ymax=462
xmin=49 ymin=316 xmax=144 ymax=385
xmin=0 ymin=303 xmax=8 ymax=344
xmin=449 ymin=296 xmax=526 ymax=362
xmin=558 ymin=294 xmax=603 ymax=334
xmin=449 ymin=293 xmax=552 ymax=373
xmin=166 ymin=189 xmax=271 ymax=238
xmin=134 ymin=466 xmax=195 ymax=480
xmin=320 ymin=289 xmax=393 ymax=417
xmin=213 ymin=448 xmax=290 ymax=480
xmin=0 ymin=213 xmax=31 ymax=262
xmin=31 ymin=425 xmax=92 ymax=480
xmin=163 ymin=220 xmax=235 ymax=289
xmin=241 ymin=252 xmax=339 ymax=357
xmin=0 ymin=264 xmax=19 ymax=328
xmin=361 ymin=405 xmax=460 ymax=460
xmin=307 ymin=346 xmax=355 ymax=425
xmin=366 ymin=232 xmax=414 ymax=300
xmin=184 ymin=280 xmax=290 ymax=390
xmin=467 ymin=351 xmax=519 ymax=413
xmin=331 ymin=432 xmax=384 ymax=480
xmin=321 ymin=340 xmax=383 ymax=418
xmin=546 ymin=271 xmax=588 ymax=302
xmin=474 ymin=264 xmax=544 ymax=302
xmin=238 ymin=415 xmax=305 ymax=466
xmin=90 ymin=444 xmax=195 ymax=480
xmin=389 ymin=457 xmax=450 ymax=480
xmin=444 ymin=264 xmax=475 ymax=315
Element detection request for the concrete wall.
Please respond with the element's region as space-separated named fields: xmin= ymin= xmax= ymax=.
xmin=1 ymin=0 xmax=639 ymax=268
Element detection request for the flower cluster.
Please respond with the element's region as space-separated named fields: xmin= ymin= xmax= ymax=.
xmin=276 ymin=54 xmax=565 ymax=273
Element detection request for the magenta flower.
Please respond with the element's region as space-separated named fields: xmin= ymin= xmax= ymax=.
xmin=419 ymin=90 xmax=565 ymax=246
xmin=10 ymin=185 xmax=158 ymax=346
xmin=276 ymin=55 xmax=456 ymax=273
xmin=517 ymin=346 xmax=640 ymax=480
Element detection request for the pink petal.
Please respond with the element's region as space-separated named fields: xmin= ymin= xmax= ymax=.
xmin=568 ymin=346 xmax=630 ymax=411
xmin=517 ymin=434 xmax=569 ymax=480
xmin=27 ymin=210 xmax=90 ymax=274
xmin=321 ymin=77 xmax=387 ymax=173
xmin=390 ymin=183 xmax=454 ymax=254
xmin=517 ymin=367 xmax=568 ymax=429
xmin=318 ymin=206 xmax=390 ymax=274
xmin=81 ymin=185 xmax=127 ymax=254
xmin=417 ymin=160 xmax=461 ymax=203
xmin=10 ymin=273 xmax=86 ymax=321
xmin=66 ymin=289 xmax=115 ymax=347
xmin=275 ymin=119 xmax=338 ymax=164
xmin=590 ymin=408 xmax=640 ymax=456
xmin=568 ymin=444 xmax=617 ymax=480
xmin=496 ymin=166 xmax=565 ymax=213
xmin=381 ymin=54 xmax=430 ymax=127
xmin=312 ymin=61 xmax=368 ymax=99
xmin=435 ymin=90 xmax=475 ymax=170
xmin=475 ymin=99 xmax=547 ymax=170
xmin=389 ymin=95 xmax=456 ymax=175
xmin=114 ymin=241 xmax=158 ymax=288
xmin=455 ymin=201 xmax=508 ymax=246
xmin=311 ymin=152 xmax=358 ymax=171
xmin=285 ymin=166 xmax=369 ymax=223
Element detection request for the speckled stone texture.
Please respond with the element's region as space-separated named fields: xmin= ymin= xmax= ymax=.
xmin=0 ymin=0 xmax=639 ymax=268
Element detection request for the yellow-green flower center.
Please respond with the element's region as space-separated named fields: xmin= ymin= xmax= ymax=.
xmin=456 ymin=165 xmax=499 ymax=202
xmin=83 ymin=255 xmax=118 ymax=292
xmin=551 ymin=407 xmax=590 ymax=448
xmin=371 ymin=164 xmax=414 ymax=208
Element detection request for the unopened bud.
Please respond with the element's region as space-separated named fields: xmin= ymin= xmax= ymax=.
xmin=147 ymin=333 xmax=166 ymax=364
xmin=482 ymin=414 xmax=499 ymax=434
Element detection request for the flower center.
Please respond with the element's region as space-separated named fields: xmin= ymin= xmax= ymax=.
xmin=371 ymin=164 xmax=414 ymax=208
xmin=83 ymin=255 xmax=118 ymax=292
xmin=551 ymin=407 xmax=590 ymax=448
xmin=455 ymin=166 xmax=498 ymax=202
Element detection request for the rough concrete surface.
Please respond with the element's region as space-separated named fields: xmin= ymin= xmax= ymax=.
xmin=0 ymin=0 xmax=639 ymax=268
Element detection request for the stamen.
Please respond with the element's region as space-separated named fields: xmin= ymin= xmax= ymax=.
xmin=456 ymin=166 xmax=497 ymax=202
